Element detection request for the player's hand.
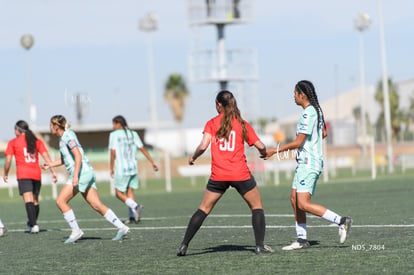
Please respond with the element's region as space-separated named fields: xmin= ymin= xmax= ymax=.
xmin=72 ymin=176 xmax=79 ymax=187
xmin=41 ymin=163 xmax=50 ymax=170
xmin=152 ymin=163 xmax=159 ymax=172
xmin=110 ymin=170 xmax=114 ymax=178
xmin=52 ymin=172 xmax=58 ymax=183
xmin=3 ymin=176 xmax=8 ymax=183
xmin=188 ymin=156 xmax=195 ymax=165
xmin=261 ymin=148 xmax=275 ymax=160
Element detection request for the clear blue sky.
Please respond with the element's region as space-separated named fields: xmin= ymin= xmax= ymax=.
xmin=0 ymin=0 xmax=413 ymax=140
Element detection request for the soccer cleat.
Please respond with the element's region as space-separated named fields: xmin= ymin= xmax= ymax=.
xmin=27 ymin=221 xmax=32 ymax=232
xmin=134 ymin=204 xmax=144 ymax=223
xmin=339 ymin=217 xmax=353 ymax=244
xmin=112 ymin=226 xmax=129 ymax=241
xmin=255 ymin=244 xmax=274 ymax=255
xmin=282 ymin=239 xmax=311 ymax=251
xmin=64 ymin=230 xmax=84 ymax=244
xmin=123 ymin=218 xmax=137 ymax=225
xmin=176 ymin=244 xmax=188 ymax=256
xmin=0 ymin=227 xmax=7 ymax=237
xmin=31 ymin=225 xmax=40 ymax=234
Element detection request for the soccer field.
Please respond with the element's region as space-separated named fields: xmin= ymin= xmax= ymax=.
xmin=0 ymin=173 xmax=413 ymax=274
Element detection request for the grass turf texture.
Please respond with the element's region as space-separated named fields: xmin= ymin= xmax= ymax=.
xmin=0 ymin=172 xmax=414 ymax=274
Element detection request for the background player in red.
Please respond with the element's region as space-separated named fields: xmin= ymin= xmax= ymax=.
xmin=177 ymin=90 xmax=272 ymax=256
xmin=3 ymin=120 xmax=57 ymax=233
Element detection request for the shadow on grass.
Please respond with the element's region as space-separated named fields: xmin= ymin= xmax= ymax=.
xmin=189 ymin=244 xmax=254 ymax=256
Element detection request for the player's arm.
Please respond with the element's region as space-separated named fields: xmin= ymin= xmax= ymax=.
xmin=264 ymin=133 xmax=307 ymax=159
xmin=189 ymin=132 xmax=211 ymax=165
xmin=253 ymin=140 xmax=267 ymax=158
xmin=41 ymin=152 xmax=58 ymax=182
xmin=322 ymin=123 xmax=327 ymax=139
xmin=139 ymin=147 xmax=159 ymax=171
xmin=71 ymin=147 xmax=82 ymax=187
xmin=110 ymin=149 xmax=116 ymax=178
xmin=42 ymin=157 xmax=63 ymax=169
xmin=3 ymin=155 xmax=13 ymax=183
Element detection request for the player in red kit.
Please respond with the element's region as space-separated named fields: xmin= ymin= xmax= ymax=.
xmin=177 ymin=90 xmax=273 ymax=256
xmin=3 ymin=120 xmax=56 ymax=233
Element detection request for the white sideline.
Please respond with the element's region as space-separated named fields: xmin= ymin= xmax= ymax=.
xmin=5 ymin=224 xmax=414 ymax=233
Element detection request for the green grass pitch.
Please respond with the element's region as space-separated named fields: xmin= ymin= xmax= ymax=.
xmin=0 ymin=172 xmax=413 ymax=274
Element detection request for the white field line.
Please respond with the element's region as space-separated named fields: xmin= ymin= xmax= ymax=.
xmin=2 ymin=214 xmax=311 ymax=226
xmin=3 ymin=213 xmax=414 ymax=232
xmin=5 ymin=224 xmax=414 ymax=233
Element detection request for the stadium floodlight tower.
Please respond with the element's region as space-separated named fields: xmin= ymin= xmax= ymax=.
xmin=20 ymin=34 xmax=36 ymax=128
xmin=139 ymin=12 xmax=159 ymax=146
xmin=187 ymin=0 xmax=257 ymax=91
xmin=354 ymin=12 xmax=371 ymax=158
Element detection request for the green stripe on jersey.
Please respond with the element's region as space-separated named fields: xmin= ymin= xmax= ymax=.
xmin=109 ymin=129 xmax=143 ymax=176
xmin=59 ymin=129 xmax=93 ymax=176
xmin=296 ymin=105 xmax=324 ymax=171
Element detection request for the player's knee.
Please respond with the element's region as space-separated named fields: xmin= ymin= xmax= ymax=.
xmin=55 ymin=198 xmax=66 ymax=211
xmin=297 ymin=200 xmax=309 ymax=212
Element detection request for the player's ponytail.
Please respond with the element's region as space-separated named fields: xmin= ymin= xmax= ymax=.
xmin=15 ymin=120 xmax=37 ymax=154
xmin=215 ymin=90 xmax=248 ymax=142
xmin=112 ymin=115 xmax=135 ymax=147
xmin=296 ymin=80 xmax=325 ymax=131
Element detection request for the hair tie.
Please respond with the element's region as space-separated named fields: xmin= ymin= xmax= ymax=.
xmin=15 ymin=125 xmax=27 ymax=133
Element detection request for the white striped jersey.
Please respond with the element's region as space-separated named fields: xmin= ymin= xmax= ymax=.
xmin=59 ymin=129 xmax=93 ymax=176
xmin=296 ymin=105 xmax=324 ymax=171
xmin=109 ymin=129 xmax=143 ymax=176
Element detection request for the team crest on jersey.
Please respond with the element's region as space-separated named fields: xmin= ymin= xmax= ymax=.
xmin=68 ymin=140 xmax=77 ymax=149
xmin=302 ymin=114 xmax=308 ymax=119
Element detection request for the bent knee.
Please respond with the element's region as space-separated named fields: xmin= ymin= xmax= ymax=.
xmin=297 ymin=201 xmax=310 ymax=212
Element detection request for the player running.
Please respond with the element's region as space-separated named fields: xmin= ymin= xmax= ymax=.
xmin=43 ymin=115 xmax=129 ymax=243
xmin=3 ymin=120 xmax=57 ymax=233
xmin=109 ymin=115 xmax=159 ymax=224
xmin=264 ymin=80 xmax=352 ymax=250
xmin=177 ymin=90 xmax=273 ymax=256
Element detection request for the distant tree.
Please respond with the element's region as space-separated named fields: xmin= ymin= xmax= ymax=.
xmin=374 ymin=77 xmax=407 ymax=141
xmin=164 ymin=73 xmax=189 ymax=156
xmin=164 ymin=74 xmax=189 ymax=123
xmin=352 ymin=106 xmax=372 ymax=135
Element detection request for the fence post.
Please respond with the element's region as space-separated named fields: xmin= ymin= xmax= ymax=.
xmin=370 ymin=137 xmax=376 ymax=180
xmin=164 ymin=150 xmax=172 ymax=192
xmin=273 ymin=156 xmax=280 ymax=186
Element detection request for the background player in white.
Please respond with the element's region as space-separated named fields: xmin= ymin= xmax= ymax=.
xmin=43 ymin=115 xmax=129 ymax=243
xmin=109 ymin=115 xmax=159 ymax=224
xmin=265 ymin=80 xmax=352 ymax=250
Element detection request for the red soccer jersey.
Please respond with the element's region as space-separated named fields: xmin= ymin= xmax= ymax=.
xmin=5 ymin=134 xmax=47 ymax=180
xmin=204 ymin=114 xmax=259 ymax=181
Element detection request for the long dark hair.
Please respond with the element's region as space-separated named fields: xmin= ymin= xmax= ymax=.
xmin=112 ymin=115 xmax=134 ymax=146
xmin=296 ymin=80 xmax=325 ymax=131
xmin=215 ymin=90 xmax=248 ymax=141
xmin=15 ymin=120 xmax=37 ymax=154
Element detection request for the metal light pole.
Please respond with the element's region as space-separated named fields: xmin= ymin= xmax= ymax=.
xmin=378 ymin=0 xmax=394 ymax=173
xmin=20 ymin=34 xmax=36 ymax=128
xmin=354 ymin=12 xmax=371 ymax=158
xmin=139 ymin=13 xmax=159 ymax=147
